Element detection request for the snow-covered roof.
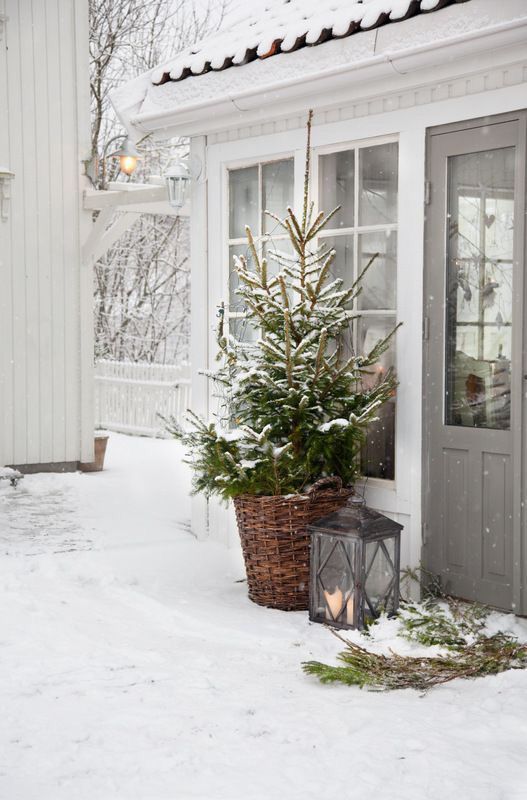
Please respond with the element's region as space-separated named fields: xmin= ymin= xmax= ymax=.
xmin=151 ymin=0 xmax=466 ymax=85
xmin=111 ymin=0 xmax=527 ymax=139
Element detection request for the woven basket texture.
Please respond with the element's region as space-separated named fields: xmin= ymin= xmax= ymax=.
xmin=233 ymin=477 xmax=352 ymax=611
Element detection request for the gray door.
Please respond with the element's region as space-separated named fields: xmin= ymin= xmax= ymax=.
xmin=424 ymin=114 xmax=526 ymax=611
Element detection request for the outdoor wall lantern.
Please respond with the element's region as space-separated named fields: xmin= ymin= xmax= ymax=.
xmin=308 ymin=500 xmax=403 ymax=630
xmin=165 ymin=160 xmax=191 ymax=209
xmin=83 ymin=134 xmax=142 ymax=187
xmin=107 ymin=136 xmax=141 ymax=176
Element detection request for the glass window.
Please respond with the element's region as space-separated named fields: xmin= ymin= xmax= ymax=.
xmin=358 ymin=316 xmax=396 ymax=480
xmin=320 ymin=150 xmax=355 ymax=229
xmin=323 ymin=235 xmax=354 ymax=289
xmin=357 ymin=230 xmax=397 ymax=311
xmin=445 ymin=147 xmax=514 ymax=430
xmin=319 ymin=141 xmax=399 ymax=481
xmin=229 ymin=166 xmax=258 ymax=238
xmin=228 ymin=159 xmax=294 ymax=343
xmin=262 ymin=160 xmax=294 ymax=234
xmin=359 ymin=142 xmax=398 ymax=226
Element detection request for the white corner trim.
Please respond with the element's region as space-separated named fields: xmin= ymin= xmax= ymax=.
xmin=0 ymin=169 xmax=14 ymax=222
xmin=0 ymin=13 xmax=7 ymax=44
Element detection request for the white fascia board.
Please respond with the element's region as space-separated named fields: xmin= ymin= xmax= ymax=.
xmin=127 ymin=16 xmax=527 ymax=140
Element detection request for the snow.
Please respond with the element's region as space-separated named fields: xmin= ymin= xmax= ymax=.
xmin=2 ymin=432 xmax=527 ymax=799
xmin=0 ymin=466 xmax=23 ymax=484
xmin=150 ymin=0 xmax=450 ymax=84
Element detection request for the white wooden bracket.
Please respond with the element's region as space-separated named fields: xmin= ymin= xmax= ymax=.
xmin=0 ymin=169 xmax=14 ymax=222
xmin=83 ymin=177 xmax=190 ymax=217
xmin=81 ymin=179 xmax=190 ymax=266
xmin=82 ymin=208 xmax=141 ymax=268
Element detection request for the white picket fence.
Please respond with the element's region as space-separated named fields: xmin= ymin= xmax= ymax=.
xmin=94 ymin=360 xmax=191 ymax=437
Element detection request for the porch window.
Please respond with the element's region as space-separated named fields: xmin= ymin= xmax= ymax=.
xmin=227 ymin=159 xmax=294 ymax=339
xmin=319 ymin=141 xmax=399 ymax=481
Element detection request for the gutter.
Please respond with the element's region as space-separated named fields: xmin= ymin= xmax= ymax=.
xmin=128 ymin=16 xmax=527 ymax=136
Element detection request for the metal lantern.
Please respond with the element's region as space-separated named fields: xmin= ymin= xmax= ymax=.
xmin=107 ymin=137 xmax=141 ymax=176
xmin=165 ymin=161 xmax=190 ymax=209
xmin=308 ymin=500 xmax=403 ymax=630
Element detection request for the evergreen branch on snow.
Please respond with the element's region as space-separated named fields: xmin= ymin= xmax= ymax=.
xmin=303 ymin=600 xmax=527 ymax=691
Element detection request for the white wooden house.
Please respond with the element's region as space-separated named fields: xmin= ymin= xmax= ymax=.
xmin=113 ymin=0 xmax=527 ymax=612
xmin=0 ymin=0 xmax=94 ymax=470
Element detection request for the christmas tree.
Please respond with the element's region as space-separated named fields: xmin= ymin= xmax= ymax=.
xmin=169 ymin=113 xmax=399 ymax=500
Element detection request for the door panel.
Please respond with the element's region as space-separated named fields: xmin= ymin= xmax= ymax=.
xmin=424 ymin=116 xmax=525 ymax=611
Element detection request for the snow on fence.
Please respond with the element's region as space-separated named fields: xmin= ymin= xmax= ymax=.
xmin=94 ymin=360 xmax=191 ymax=437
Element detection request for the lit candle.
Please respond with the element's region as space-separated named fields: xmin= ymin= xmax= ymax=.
xmin=324 ymin=588 xmax=343 ymax=622
xmin=346 ymin=591 xmax=355 ymax=626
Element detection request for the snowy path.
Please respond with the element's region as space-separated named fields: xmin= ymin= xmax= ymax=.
xmin=1 ymin=434 xmax=527 ymax=800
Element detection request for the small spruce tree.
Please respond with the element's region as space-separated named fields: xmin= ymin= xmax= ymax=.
xmin=168 ymin=113 xmax=399 ymax=500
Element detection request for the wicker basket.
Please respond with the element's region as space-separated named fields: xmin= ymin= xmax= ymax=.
xmin=233 ymin=477 xmax=353 ymax=611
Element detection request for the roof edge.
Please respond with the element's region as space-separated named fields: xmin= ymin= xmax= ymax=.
xmin=124 ymin=17 xmax=527 ymax=140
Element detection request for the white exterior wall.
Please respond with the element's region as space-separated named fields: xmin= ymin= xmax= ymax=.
xmin=196 ymin=49 xmax=527 ymax=570
xmin=0 ymin=0 xmax=94 ymax=468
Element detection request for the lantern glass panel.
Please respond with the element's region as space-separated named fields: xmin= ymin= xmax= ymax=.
xmin=314 ymin=534 xmax=356 ymax=627
xmin=167 ymin=175 xmax=189 ymax=208
xmin=364 ymin=536 xmax=397 ymax=619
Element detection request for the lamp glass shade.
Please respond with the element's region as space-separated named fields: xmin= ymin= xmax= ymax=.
xmin=165 ymin=162 xmax=190 ymax=209
xmin=108 ymin=137 xmax=141 ymax=176
xmin=119 ymin=155 xmax=138 ymax=175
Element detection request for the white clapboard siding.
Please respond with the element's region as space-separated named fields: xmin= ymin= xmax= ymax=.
xmin=0 ymin=0 xmax=93 ymax=468
xmin=94 ymin=361 xmax=191 ymax=437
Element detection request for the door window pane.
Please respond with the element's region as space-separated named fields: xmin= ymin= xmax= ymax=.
xmin=358 ymin=316 xmax=396 ymax=480
xmin=262 ymin=160 xmax=294 ymax=233
xmin=229 ymin=166 xmax=258 ymax=238
xmin=445 ymin=147 xmax=514 ymax=430
xmin=319 ymin=150 xmax=355 ymax=228
xmin=359 ymin=142 xmax=398 ymax=226
xmin=357 ymin=230 xmax=397 ymax=310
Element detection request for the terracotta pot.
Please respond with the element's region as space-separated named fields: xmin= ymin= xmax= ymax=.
xmin=79 ymin=433 xmax=109 ymax=473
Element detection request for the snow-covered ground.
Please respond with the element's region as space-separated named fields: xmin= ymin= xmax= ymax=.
xmin=1 ymin=433 xmax=527 ymax=800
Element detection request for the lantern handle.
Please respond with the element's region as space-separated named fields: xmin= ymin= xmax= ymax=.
xmin=308 ymin=476 xmax=344 ymax=498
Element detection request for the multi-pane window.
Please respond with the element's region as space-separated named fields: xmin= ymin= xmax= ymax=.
xmin=319 ymin=141 xmax=399 ymax=481
xmin=226 ymin=144 xmax=398 ymax=482
xmin=227 ymin=159 xmax=294 ymax=339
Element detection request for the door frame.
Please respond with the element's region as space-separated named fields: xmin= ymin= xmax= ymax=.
xmin=422 ymin=110 xmax=527 ymax=614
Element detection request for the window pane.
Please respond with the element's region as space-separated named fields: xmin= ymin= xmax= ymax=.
xmin=229 ymin=166 xmax=258 ymax=238
xmin=229 ymin=243 xmax=255 ymax=312
xmin=319 ymin=150 xmax=355 ymax=229
xmin=358 ymin=315 xmax=396 ymax=480
xmin=263 ymin=237 xmax=294 ymax=281
xmin=229 ymin=316 xmax=260 ymax=344
xmin=262 ymin=160 xmax=294 ymax=234
xmin=359 ymin=143 xmax=398 ymax=226
xmin=445 ymin=147 xmax=514 ymax=430
xmin=321 ymin=235 xmax=354 ymax=290
xmin=358 ymin=230 xmax=397 ymax=310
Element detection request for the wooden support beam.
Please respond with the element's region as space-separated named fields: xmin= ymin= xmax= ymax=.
xmin=81 ymin=207 xmax=114 ymax=266
xmin=81 ymin=181 xmax=190 ymax=266
xmin=88 ymin=211 xmax=141 ymax=266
